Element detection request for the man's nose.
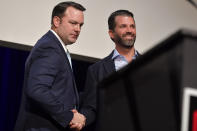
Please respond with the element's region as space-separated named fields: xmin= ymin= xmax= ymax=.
xmin=75 ymin=24 xmax=81 ymax=32
xmin=126 ymin=27 xmax=133 ymax=32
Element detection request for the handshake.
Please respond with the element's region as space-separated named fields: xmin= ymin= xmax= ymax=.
xmin=69 ymin=109 xmax=86 ymax=131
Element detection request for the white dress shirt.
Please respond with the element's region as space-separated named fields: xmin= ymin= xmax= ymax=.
xmin=50 ymin=29 xmax=72 ymax=69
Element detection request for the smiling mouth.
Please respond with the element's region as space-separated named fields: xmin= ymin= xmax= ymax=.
xmin=125 ymin=35 xmax=133 ymax=38
xmin=71 ymin=34 xmax=78 ymax=39
xmin=124 ymin=35 xmax=134 ymax=40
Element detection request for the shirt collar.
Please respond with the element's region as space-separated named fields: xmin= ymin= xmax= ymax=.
xmin=133 ymin=50 xmax=138 ymax=60
xmin=112 ymin=49 xmax=120 ymax=60
xmin=50 ymin=29 xmax=68 ymax=53
xmin=112 ymin=48 xmax=138 ymax=60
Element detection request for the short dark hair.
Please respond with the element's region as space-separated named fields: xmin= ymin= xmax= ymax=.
xmin=51 ymin=1 xmax=86 ymax=25
xmin=108 ymin=10 xmax=134 ymax=31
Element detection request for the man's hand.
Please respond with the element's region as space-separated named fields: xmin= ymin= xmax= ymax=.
xmin=69 ymin=109 xmax=86 ymax=131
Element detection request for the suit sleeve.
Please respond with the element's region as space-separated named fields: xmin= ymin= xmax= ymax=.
xmin=80 ymin=66 xmax=97 ymax=125
xmin=25 ymin=47 xmax=73 ymax=128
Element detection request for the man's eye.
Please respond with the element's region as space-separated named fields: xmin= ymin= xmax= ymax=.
xmin=80 ymin=24 xmax=84 ymax=27
xmin=131 ymin=25 xmax=135 ymax=28
xmin=120 ymin=25 xmax=126 ymax=28
xmin=70 ymin=21 xmax=77 ymax=25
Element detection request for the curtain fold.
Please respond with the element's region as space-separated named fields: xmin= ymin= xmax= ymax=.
xmin=0 ymin=46 xmax=29 ymax=131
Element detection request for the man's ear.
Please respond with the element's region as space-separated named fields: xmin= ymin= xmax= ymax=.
xmin=53 ymin=16 xmax=61 ymax=27
xmin=108 ymin=30 xmax=114 ymax=40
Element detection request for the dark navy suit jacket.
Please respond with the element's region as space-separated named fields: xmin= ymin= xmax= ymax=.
xmin=14 ymin=31 xmax=79 ymax=131
xmin=80 ymin=50 xmax=140 ymax=126
xmin=80 ymin=51 xmax=115 ymax=126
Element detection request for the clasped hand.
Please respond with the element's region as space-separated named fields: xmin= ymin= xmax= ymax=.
xmin=69 ymin=109 xmax=86 ymax=131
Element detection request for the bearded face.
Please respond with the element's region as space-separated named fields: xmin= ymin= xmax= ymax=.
xmin=109 ymin=15 xmax=136 ymax=48
xmin=113 ymin=31 xmax=136 ymax=48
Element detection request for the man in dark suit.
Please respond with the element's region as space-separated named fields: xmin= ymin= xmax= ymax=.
xmin=79 ymin=10 xmax=140 ymax=128
xmin=14 ymin=2 xmax=86 ymax=131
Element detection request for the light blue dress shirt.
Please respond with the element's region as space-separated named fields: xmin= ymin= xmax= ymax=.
xmin=112 ymin=49 xmax=138 ymax=71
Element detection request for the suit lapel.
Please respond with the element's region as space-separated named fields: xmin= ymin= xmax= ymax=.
xmin=103 ymin=51 xmax=116 ymax=76
xmin=47 ymin=31 xmax=73 ymax=72
xmin=48 ymin=31 xmax=79 ymax=108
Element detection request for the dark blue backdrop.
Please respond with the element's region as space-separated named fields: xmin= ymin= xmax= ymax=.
xmin=0 ymin=44 xmax=95 ymax=131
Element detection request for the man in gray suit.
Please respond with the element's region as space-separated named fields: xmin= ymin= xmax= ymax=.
xmin=15 ymin=1 xmax=86 ymax=131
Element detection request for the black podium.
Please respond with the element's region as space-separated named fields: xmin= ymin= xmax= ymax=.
xmin=97 ymin=29 xmax=197 ymax=131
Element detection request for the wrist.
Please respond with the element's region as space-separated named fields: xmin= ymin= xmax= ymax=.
xmin=82 ymin=114 xmax=86 ymax=127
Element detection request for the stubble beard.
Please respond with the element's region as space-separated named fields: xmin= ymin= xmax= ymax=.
xmin=116 ymin=35 xmax=136 ymax=49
